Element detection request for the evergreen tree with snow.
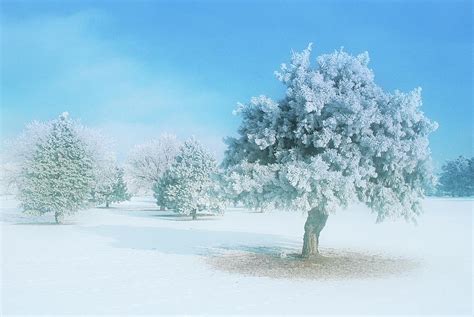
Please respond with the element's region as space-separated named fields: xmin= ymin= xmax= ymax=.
xmin=223 ymin=44 xmax=437 ymax=257
xmin=153 ymin=138 xmax=224 ymax=220
xmin=18 ymin=113 xmax=94 ymax=223
xmin=437 ymin=156 xmax=474 ymax=197
xmin=92 ymin=165 xmax=131 ymax=208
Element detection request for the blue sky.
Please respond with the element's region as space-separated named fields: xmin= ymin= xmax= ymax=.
xmin=1 ymin=0 xmax=472 ymax=166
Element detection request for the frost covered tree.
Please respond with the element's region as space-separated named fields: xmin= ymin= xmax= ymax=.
xmin=93 ymin=166 xmax=131 ymax=208
xmin=125 ymin=134 xmax=180 ymax=194
xmin=223 ymin=44 xmax=437 ymax=257
xmin=10 ymin=113 xmax=121 ymax=221
xmin=3 ymin=119 xmax=111 ymax=195
xmin=77 ymin=126 xmax=125 ymax=207
xmin=437 ymin=156 xmax=474 ymax=197
xmin=92 ymin=164 xmax=131 ymax=208
xmin=18 ymin=113 xmax=94 ymax=223
xmin=153 ymin=138 xmax=224 ymax=220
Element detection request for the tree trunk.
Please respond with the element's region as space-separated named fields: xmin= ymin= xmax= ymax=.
xmin=301 ymin=207 xmax=328 ymax=258
xmin=55 ymin=212 xmax=64 ymax=224
xmin=105 ymin=200 xmax=110 ymax=208
xmin=191 ymin=209 xmax=197 ymax=220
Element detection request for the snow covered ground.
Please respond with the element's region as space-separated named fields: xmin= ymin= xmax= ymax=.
xmin=1 ymin=196 xmax=472 ymax=315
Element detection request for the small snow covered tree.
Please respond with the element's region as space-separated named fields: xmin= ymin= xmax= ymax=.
xmin=437 ymin=156 xmax=474 ymax=197
xmin=109 ymin=167 xmax=132 ymax=205
xmin=18 ymin=113 xmax=94 ymax=223
xmin=91 ymin=163 xmax=131 ymax=208
xmin=125 ymin=134 xmax=180 ymax=194
xmin=223 ymin=44 xmax=437 ymax=257
xmin=153 ymin=138 xmax=224 ymax=220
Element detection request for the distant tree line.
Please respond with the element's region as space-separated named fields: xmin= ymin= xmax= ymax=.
xmin=2 ymin=113 xmax=224 ymax=223
xmin=436 ymin=156 xmax=474 ymax=197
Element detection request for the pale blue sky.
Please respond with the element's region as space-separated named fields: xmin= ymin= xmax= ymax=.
xmin=1 ymin=0 xmax=472 ymax=165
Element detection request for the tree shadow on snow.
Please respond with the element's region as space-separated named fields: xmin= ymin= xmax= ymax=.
xmin=3 ymin=211 xmax=78 ymax=225
xmin=80 ymin=224 xmax=297 ymax=257
xmin=14 ymin=222 xmax=77 ymax=226
xmin=79 ymin=224 xmax=419 ymax=280
xmin=152 ymin=214 xmax=221 ymax=221
xmin=116 ymin=209 xmax=222 ymax=221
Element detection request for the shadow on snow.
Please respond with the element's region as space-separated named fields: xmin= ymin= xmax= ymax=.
xmin=80 ymin=224 xmax=299 ymax=257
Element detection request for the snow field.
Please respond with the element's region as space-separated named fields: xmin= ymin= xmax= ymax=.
xmin=1 ymin=196 xmax=472 ymax=315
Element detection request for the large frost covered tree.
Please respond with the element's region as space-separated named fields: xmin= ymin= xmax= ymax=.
xmin=223 ymin=44 xmax=438 ymax=257
xmin=125 ymin=134 xmax=180 ymax=194
xmin=437 ymin=156 xmax=474 ymax=197
xmin=18 ymin=113 xmax=94 ymax=223
xmin=153 ymin=138 xmax=224 ymax=220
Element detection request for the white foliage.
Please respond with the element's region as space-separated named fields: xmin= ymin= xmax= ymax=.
xmin=4 ymin=113 xmax=124 ymax=221
xmin=17 ymin=113 xmax=94 ymax=221
xmin=3 ymin=115 xmax=116 ymax=197
xmin=125 ymin=134 xmax=180 ymax=194
xmin=224 ymin=44 xmax=437 ymax=222
xmin=0 ymin=161 xmax=22 ymax=195
xmin=91 ymin=161 xmax=131 ymax=207
xmin=222 ymin=161 xmax=280 ymax=212
xmin=154 ymin=138 xmax=225 ymax=218
xmin=1 ymin=120 xmax=52 ymax=194
xmin=76 ymin=127 xmax=132 ymax=206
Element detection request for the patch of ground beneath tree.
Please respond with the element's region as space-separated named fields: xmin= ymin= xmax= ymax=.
xmin=205 ymin=247 xmax=419 ymax=280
